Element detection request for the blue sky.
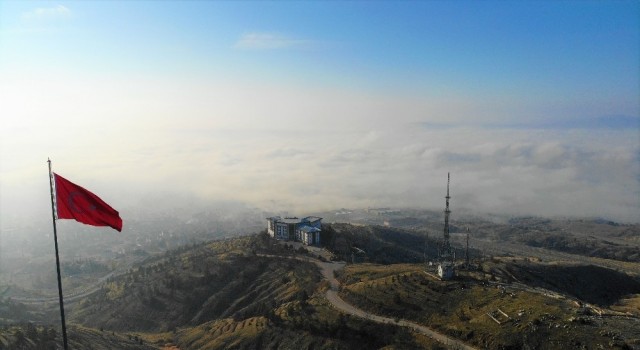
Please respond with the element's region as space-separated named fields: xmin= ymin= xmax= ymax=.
xmin=0 ymin=1 xmax=639 ymax=222
xmin=3 ymin=1 xmax=638 ymax=102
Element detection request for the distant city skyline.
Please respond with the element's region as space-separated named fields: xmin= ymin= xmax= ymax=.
xmin=1 ymin=1 xmax=638 ymax=223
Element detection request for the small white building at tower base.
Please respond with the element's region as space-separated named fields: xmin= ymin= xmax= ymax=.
xmin=437 ymin=262 xmax=455 ymax=280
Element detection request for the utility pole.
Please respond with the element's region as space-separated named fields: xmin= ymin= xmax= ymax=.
xmin=465 ymin=228 xmax=470 ymax=268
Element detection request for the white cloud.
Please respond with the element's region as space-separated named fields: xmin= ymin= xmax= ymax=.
xmin=234 ymin=32 xmax=311 ymax=50
xmin=1 ymin=76 xmax=638 ymax=223
xmin=22 ymin=5 xmax=71 ymax=20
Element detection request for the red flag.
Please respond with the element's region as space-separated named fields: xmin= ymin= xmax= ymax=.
xmin=54 ymin=173 xmax=123 ymax=232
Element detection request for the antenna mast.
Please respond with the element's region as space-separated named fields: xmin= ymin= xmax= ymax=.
xmin=435 ymin=173 xmax=456 ymax=280
xmin=441 ymin=172 xmax=452 ymax=260
xmin=465 ymin=228 xmax=470 ymax=267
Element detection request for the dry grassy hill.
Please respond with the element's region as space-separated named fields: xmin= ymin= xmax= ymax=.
xmin=70 ymin=235 xmax=322 ymax=332
xmin=487 ymin=259 xmax=640 ymax=307
xmin=10 ymin=220 xmax=638 ymax=349
xmin=0 ymin=323 xmax=155 ymax=350
xmin=336 ymin=262 xmax=640 ymax=349
xmin=67 ymin=233 xmax=435 ymax=349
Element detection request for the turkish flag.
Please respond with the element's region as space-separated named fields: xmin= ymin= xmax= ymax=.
xmin=54 ymin=173 xmax=123 ymax=232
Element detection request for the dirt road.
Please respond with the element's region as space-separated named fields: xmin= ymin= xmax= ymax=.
xmin=314 ymin=260 xmax=477 ymax=350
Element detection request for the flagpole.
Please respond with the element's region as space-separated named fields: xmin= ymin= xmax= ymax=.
xmin=48 ymin=159 xmax=69 ymax=350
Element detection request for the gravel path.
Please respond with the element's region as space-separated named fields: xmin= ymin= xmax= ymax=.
xmin=314 ymin=259 xmax=478 ymax=350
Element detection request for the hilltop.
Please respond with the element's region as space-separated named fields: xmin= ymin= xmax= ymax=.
xmin=67 ymin=222 xmax=640 ymax=349
xmin=71 ymin=236 xmax=321 ymax=332
xmin=3 ymin=215 xmax=640 ymax=349
xmin=67 ymin=232 xmax=438 ymax=349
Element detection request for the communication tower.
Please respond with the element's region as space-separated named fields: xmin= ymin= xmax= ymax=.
xmin=440 ymin=172 xmax=453 ymax=259
xmin=437 ymin=173 xmax=455 ymax=279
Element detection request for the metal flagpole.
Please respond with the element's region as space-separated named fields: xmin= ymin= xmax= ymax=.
xmin=47 ymin=159 xmax=69 ymax=350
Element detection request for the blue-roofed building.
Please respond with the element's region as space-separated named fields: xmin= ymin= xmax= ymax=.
xmin=266 ymin=216 xmax=322 ymax=246
xmin=296 ymin=225 xmax=321 ymax=245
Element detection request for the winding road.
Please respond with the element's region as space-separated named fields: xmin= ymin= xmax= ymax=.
xmin=12 ymin=270 xmax=117 ymax=305
xmin=274 ymin=253 xmax=477 ymax=350
xmin=19 ymin=250 xmax=477 ymax=349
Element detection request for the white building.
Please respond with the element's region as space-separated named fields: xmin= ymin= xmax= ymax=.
xmin=297 ymin=225 xmax=321 ymax=245
xmin=266 ymin=216 xmax=322 ymax=246
xmin=437 ymin=262 xmax=455 ymax=280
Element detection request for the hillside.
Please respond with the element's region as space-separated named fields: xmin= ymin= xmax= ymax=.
xmin=336 ymin=262 xmax=640 ymax=349
xmin=69 ymin=233 xmax=436 ymax=349
xmin=6 ymin=220 xmax=640 ymax=349
xmin=0 ymin=323 xmax=155 ymax=350
xmin=322 ymin=223 xmax=479 ymax=264
xmin=485 ymin=259 xmax=640 ymax=307
xmin=70 ymin=235 xmax=322 ymax=332
xmin=319 ymin=209 xmax=640 ymax=264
